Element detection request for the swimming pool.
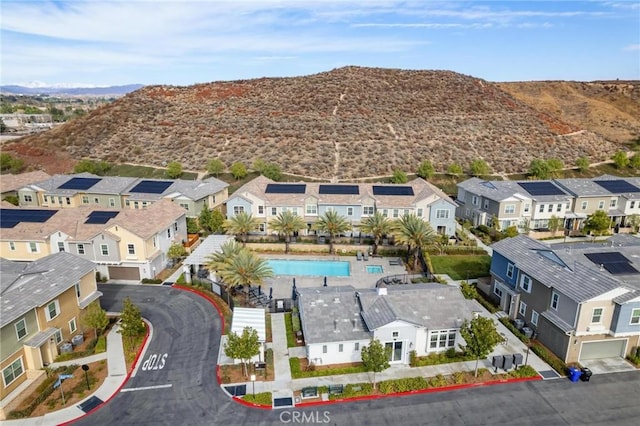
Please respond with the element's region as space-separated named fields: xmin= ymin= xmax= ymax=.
xmin=267 ymin=259 xmax=350 ymax=277
xmin=366 ymin=265 xmax=383 ymax=274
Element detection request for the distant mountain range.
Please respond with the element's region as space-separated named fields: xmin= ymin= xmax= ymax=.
xmin=0 ymin=84 xmax=144 ymax=97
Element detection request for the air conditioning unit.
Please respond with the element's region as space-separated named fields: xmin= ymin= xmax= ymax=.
xmin=514 ymin=319 xmax=525 ymax=330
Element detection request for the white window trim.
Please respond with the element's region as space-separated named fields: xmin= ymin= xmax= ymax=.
xmin=77 ymin=244 xmax=85 ymax=255
xmin=354 ymin=342 xmax=360 ymax=351
xmin=506 ymin=263 xmax=514 ymax=279
xmin=69 ymin=317 xmax=77 ymax=333
xmin=100 ymin=244 xmax=109 ymax=256
xmin=45 ymin=300 xmax=61 ymax=321
xmin=2 ymin=357 xmax=25 ymax=387
xmin=630 ymin=308 xmax=640 ymax=325
xmin=519 ymin=301 xmax=527 ymax=316
xmin=15 ymin=318 xmax=28 ymax=341
xmin=504 ymin=204 xmax=515 ymax=214
xmin=591 ymin=307 xmax=604 ymax=324
xmin=551 ymin=292 xmax=559 ymax=310
xmin=493 ymin=285 xmax=503 ymax=298
xmin=436 ymin=209 xmax=450 ymax=219
xmin=28 ymin=242 xmax=39 ymax=253
xmin=127 ymin=243 xmax=136 ymax=255
xmin=531 ymin=310 xmax=539 ymax=326
xmin=9 ymin=241 xmax=16 ymax=251
xmin=520 ymin=275 xmax=532 ymax=293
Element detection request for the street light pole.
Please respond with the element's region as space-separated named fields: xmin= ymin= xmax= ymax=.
xmin=82 ymin=364 xmax=90 ymax=391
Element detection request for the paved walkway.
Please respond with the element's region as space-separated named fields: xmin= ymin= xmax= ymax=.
xmin=457 ymin=223 xmax=493 ymax=256
xmin=5 ymin=325 xmax=128 ymax=426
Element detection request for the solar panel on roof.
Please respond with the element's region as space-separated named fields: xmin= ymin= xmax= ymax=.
xmin=319 ymin=185 xmax=359 ymax=195
xmin=84 ymin=211 xmax=119 ymax=224
xmin=265 ymin=184 xmax=306 ymax=194
xmin=129 ymin=180 xmax=173 ymax=194
xmin=517 ymin=182 xmax=566 ymax=196
xmin=584 ymin=252 xmax=630 ymax=265
xmin=0 ymin=209 xmax=57 ymax=228
xmin=594 ymin=180 xmax=640 ymax=194
xmin=372 ymin=186 xmax=414 ymax=196
xmin=57 ymin=177 xmax=102 ymax=190
xmin=603 ymin=262 xmax=639 ymax=275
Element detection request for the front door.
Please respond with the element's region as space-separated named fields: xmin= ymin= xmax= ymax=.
xmin=385 ymin=341 xmax=403 ymax=363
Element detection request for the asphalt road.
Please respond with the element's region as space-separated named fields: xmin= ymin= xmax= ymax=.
xmin=74 ymin=284 xmax=640 ymax=426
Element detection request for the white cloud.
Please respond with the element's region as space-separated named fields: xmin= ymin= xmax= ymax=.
xmin=623 ymin=44 xmax=640 ymax=51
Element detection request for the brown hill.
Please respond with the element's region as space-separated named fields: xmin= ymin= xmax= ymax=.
xmin=5 ymin=66 xmax=631 ymax=180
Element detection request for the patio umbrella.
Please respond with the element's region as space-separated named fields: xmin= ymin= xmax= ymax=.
xmin=269 ymin=287 xmax=273 ymax=300
xmin=323 ymin=276 xmax=327 ymax=287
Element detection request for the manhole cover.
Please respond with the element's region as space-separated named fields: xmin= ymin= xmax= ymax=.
xmin=78 ymin=396 xmax=103 ymax=413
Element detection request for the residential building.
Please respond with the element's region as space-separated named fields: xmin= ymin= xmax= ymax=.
xmin=0 ymin=199 xmax=187 ymax=280
xmin=0 ymin=171 xmax=50 ymax=200
xmin=0 ymin=252 xmax=101 ymax=418
xmin=226 ymin=176 xmax=457 ymax=237
xmin=297 ymin=284 xmax=474 ymax=366
xmin=17 ymin=172 xmax=228 ymax=217
xmin=489 ymin=234 xmax=640 ymax=364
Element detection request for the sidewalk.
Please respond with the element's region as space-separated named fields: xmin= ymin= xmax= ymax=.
xmin=4 ymin=324 xmax=128 ymax=426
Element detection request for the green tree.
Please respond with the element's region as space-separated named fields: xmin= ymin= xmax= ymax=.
xmin=186 ymin=217 xmax=199 ymax=234
xmin=470 ymin=159 xmax=490 ymax=177
xmin=73 ymin=159 xmax=111 ymax=175
xmin=629 ymin=153 xmax=640 ymax=170
xmin=81 ymin=301 xmax=109 ymax=340
xmin=392 ymin=214 xmax=436 ymax=271
xmin=391 ymin=169 xmax=408 ymax=184
xmin=224 ymin=211 xmax=261 ymax=246
xmin=528 ymin=159 xmax=551 ymax=179
xmin=2 ymin=195 xmax=19 ymax=206
xmin=460 ymin=281 xmax=478 ymax=300
xmin=269 ymin=210 xmax=306 ymax=253
xmin=576 ymin=156 xmax=590 ymax=172
xmin=0 ymin=152 xmax=24 ymax=173
xmin=216 ymin=249 xmax=273 ymax=301
xmin=627 ymin=214 xmax=640 ymax=233
xmin=504 ymin=226 xmax=518 ymax=238
xmin=118 ymin=297 xmax=146 ymax=350
xmin=360 ymin=339 xmax=391 ymax=390
xmin=205 ymin=240 xmax=244 ymax=304
xmin=207 ymin=159 xmax=225 ymax=177
xmin=166 ymin=161 xmax=183 ymax=179
xmin=0 ymin=118 xmax=6 ymax=133
xmin=262 ymin=163 xmax=282 ymax=181
xmin=416 ymin=160 xmax=435 ymax=179
xmin=167 ymin=242 xmax=187 ymax=262
xmin=312 ymin=210 xmax=352 ymax=254
xmin=360 ymin=211 xmax=393 ymax=255
xmin=199 ymin=207 xmax=213 ymax=233
xmin=584 ymin=210 xmax=611 ymax=236
xmin=459 ymin=316 xmax=504 ymax=377
xmin=224 ymin=326 xmax=261 ymax=377
xmin=546 ymin=158 xmax=564 ymax=177
xmin=612 ymin=151 xmax=629 ymax=169
xmin=447 ymin=163 xmax=463 ymax=177
xmin=230 ymin=162 xmax=248 ymax=180
xmin=252 ymin=158 xmax=267 ymax=173
xmin=210 ymin=210 xmax=225 ymax=233
xmin=548 ymin=215 xmax=562 ymax=236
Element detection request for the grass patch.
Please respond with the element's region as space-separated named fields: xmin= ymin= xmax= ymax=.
xmin=105 ymin=163 xmax=198 ymax=180
xmin=242 ymin=392 xmax=272 ymax=405
xmin=284 ymin=312 xmax=296 ymax=348
xmin=289 ymin=357 xmax=367 ymax=378
xmin=430 ymin=255 xmax=491 ymax=280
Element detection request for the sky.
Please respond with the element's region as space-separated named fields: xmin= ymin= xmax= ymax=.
xmin=1 ymin=0 xmax=639 ymax=87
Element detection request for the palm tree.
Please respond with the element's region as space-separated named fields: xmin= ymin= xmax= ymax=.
xmin=224 ymin=211 xmax=261 ymax=247
xmin=313 ymin=210 xmax=352 ymax=254
xmin=217 ymin=249 xmax=273 ymax=302
xmin=205 ymin=240 xmax=243 ymax=304
xmin=392 ymin=214 xmax=436 ymax=271
xmin=360 ymin=211 xmax=393 ymax=255
xmin=269 ymin=210 xmax=306 ymax=254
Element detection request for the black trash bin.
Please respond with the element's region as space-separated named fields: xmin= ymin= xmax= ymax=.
xmin=580 ymin=367 xmax=592 ymax=382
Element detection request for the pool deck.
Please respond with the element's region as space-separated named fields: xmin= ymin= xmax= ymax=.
xmin=260 ymin=253 xmax=409 ymax=299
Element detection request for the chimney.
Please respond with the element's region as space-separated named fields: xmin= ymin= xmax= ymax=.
xmin=377 ymin=287 xmax=387 ymax=296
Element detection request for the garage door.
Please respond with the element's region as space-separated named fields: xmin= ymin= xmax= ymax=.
xmin=580 ymin=340 xmax=626 ymax=360
xmin=108 ymin=266 xmax=141 ymax=281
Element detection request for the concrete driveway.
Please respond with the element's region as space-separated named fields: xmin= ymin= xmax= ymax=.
xmin=581 ymin=357 xmax=638 ymax=374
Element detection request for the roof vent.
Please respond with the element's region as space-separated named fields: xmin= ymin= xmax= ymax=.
xmin=377 ymin=287 xmax=387 ymax=296
xmin=333 ymin=319 xmax=339 ymax=332
xmin=599 ymin=264 xmax=604 ymax=271
xmin=352 ymin=319 xmax=357 ymax=329
xmin=333 ymin=297 xmax=340 ymax=303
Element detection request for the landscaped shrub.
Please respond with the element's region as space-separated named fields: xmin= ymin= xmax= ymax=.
xmin=95 ymin=336 xmax=107 ymax=353
xmin=378 ymin=376 xmax=428 ymax=394
xmin=475 ymin=291 xmax=499 ymax=313
xmin=411 ymin=350 xmax=474 ymax=367
xmin=284 ymin=312 xmax=296 ymax=347
xmin=141 ymin=278 xmax=163 ymax=284
xmin=507 ymin=365 xmax=538 ymax=378
xmin=291 ymin=308 xmax=301 ymax=333
xmin=460 ymin=281 xmax=478 ymax=300
xmin=627 ymin=346 xmax=640 ymax=365
xmin=242 ymin=392 xmax=272 ymax=405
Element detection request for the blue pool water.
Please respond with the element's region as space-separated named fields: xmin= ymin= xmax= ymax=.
xmin=267 ymin=259 xmax=350 ymax=277
xmin=366 ymin=265 xmax=383 ymax=274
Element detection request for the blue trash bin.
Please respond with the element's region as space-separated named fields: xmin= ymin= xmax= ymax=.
xmin=568 ymin=367 xmax=581 ymax=382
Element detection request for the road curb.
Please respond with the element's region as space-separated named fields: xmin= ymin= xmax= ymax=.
xmin=232 ymin=396 xmax=272 ymax=410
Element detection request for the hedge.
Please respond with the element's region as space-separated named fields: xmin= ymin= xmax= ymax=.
xmin=288 ymin=357 xmax=366 ymax=379
xmin=242 ymin=392 xmax=272 ymax=405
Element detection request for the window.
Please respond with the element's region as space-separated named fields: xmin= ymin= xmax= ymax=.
xmin=429 ymin=329 xmax=457 ymax=349
xmin=77 ymin=244 xmax=85 ymax=255
xmin=436 ymin=209 xmax=449 ymax=219
xmin=598 ymin=201 xmax=605 ymax=209
xmin=127 ymin=244 xmax=135 ymax=255
xmin=24 ymin=194 xmax=33 ymax=203
xmin=483 ymin=200 xmax=489 ymax=209
xmin=539 ymin=204 xmax=545 ymax=213
xmin=174 ymin=222 xmax=178 ymax=231
xmin=354 ymin=342 xmax=360 ymax=351
xmin=551 ymin=292 xmax=559 ymax=310
xmin=566 ymin=201 xmax=571 ymax=210
xmin=556 ymin=204 xmax=562 ymax=212
xmin=75 ymin=282 xmax=81 ymax=298
xmin=416 ymin=208 xmax=423 ymax=217
xmin=306 ymin=204 xmax=318 ymax=215
xmin=322 ymin=345 xmax=327 ymax=354
xmin=258 ymin=223 xmax=265 ymax=232
xmin=100 ymin=244 xmax=109 ymax=256
xmin=15 ymin=318 xmax=27 ymax=340
xmin=69 ymin=317 xmax=77 ymax=333
xmin=28 ymin=242 xmax=39 ymax=253
xmin=494 ymin=286 xmax=503 ymax=298
xmin=504 ymin=204 xmax=515 ymax=214
xmin=382 ymin=209 xmax=388 ymax=217
xmin=54 ymin=330 xmax=62 ymax=344
xmin=66 ymin=197 xmax=71 ymax=205
xmin=392 ymin=209 xmax=399 ymax=218
xmin=134 ymin=201 xmax=139 ymax=209
xmin=142 ymin=201 xmax=148 ymax=207
xmin=258 ymin=205 xmax=264 ymax=215
xmin=234 ymin=207 xmax=245 ymax=216
xmin=581 ymin=201 xmax=588 ymax=210
xmin=153 ymin=237 xmax=157 ymax=248
xmin=610 ymin=199 xmax=617 ymax=208
xmin=44 ymin=195 xmax=48 ymax=202
xmin=472 ymin=196 xmax=478 ymax=206
xmin=363 ymin=206 xmax=374 ymax=215
xmin=506 ymin=263 xmax=514 ymax=279
xmin=338 ymin=344 xmax=343 ymax=352
xmin=347 ymin=207 xmax=354 ymax=216
xmin=167 ymin=228 xmax=171 ymax=238
xmin=179 ymin=203 xmax=189 ymax=210
xmin=9 ymin=241 xmax=16 ymax=251
xmin=58 ymin=196 xmax=63 ymax=204
xmin=630 ymin=308 xmax=640 ymax=325
xmin=591 ymin=308 xmax=603 ymax=324
xmin=631 ymin=201 xmax=636 ymax=209
xmin=520 ymin=275 xmax=532 ymax=292
xmin=523 ymin=204 xmax=530 ymax=213
xmin=46 ymin=300 xmax=60 ymax=321
xmin=2 ymin=358 xmax=24 ymax=387
xmin=392 ymin=331 xmax=399 ymax=338
xmin=271 ymin=207 xmax=277 ymax=216
xmin=57 ymin=241 xmax=65 ymax=252
xmin=531 ymin=310 xmax=539 ymax=326
xmin=404 ymin=209 xmax=410 ymax=216
xmin=547 ymin=204 xmax=553 ymax=213
xmin=125 ymin=200 xmax=130 ymax=206
xmin=519 ymin=301 xmax=527 ymax=316
xmin=109 ymin=198 xmax=116 ymax=207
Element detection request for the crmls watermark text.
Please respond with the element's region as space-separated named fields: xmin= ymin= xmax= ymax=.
xmin=279 ymin=410 xmax=331 ymax=424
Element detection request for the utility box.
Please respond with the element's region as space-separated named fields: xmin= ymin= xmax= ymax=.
xmin=522 ymin=327 xmax=534 ymax=339
xmin=514 ymin=319 xmax=525 ymax=330
xmin=503 ymin=355 xmax=514 ymax=371
xmin=492 ymin=355 xmax=504 ymax=372
xmin=513 ymin=353 xmax=523 ymax=368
